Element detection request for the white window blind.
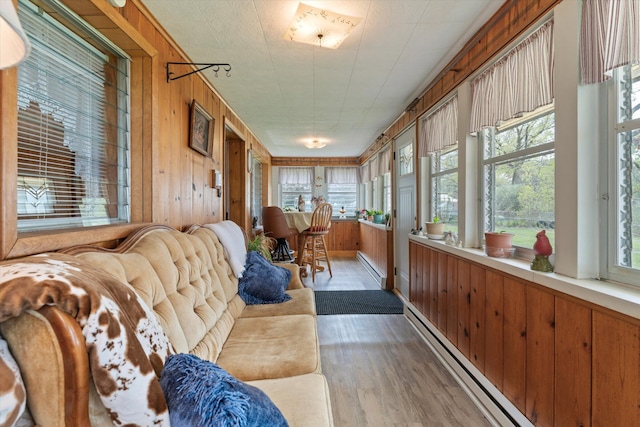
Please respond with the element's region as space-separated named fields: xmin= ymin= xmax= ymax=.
xmin=17 ymin=0 xmax=130 ymax=232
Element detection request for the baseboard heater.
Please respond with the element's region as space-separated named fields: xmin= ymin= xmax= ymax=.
xmin=356 ymin=251 xmax=386 ymax=288
xmin=404 ymin=303 xmax=534 ymax=427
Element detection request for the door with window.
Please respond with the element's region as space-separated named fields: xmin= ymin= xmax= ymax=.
xmin=394 ymin=125 xmax=416 ymax=298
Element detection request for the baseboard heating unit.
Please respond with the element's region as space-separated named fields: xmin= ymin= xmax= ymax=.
xmin=356 ymin=251 xmax=386 ymax=288
xmin=404 ymin=303 xmax=534 ymax=427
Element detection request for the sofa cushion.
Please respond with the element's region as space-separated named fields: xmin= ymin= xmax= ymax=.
xmin=248 ymin=374 xmax=334 ymax=427
xmin=160 ymin=353 xmax=288 ymax=427
xmin=240 ymin=288 xmax=315 ymax=318
xmin=216 ymin=314 xmax=320 ymax=381
xmin=239 ymin=251 xmax=292 ymax=305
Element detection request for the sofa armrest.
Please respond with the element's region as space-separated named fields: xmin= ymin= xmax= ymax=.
xmin=274 ymin=262 xmax=304 ymax=289
xmin=0 ymin=306 xmax=90 ymax=427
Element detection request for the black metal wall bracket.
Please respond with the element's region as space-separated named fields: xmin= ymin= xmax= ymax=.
xmin=166 ymin=62 xmax=231 ymax=83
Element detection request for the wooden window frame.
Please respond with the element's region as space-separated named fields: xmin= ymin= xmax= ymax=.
xmin=0 ymin=0 xmax=157 ymax=259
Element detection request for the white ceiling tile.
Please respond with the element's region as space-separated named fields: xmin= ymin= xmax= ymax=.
xmin=140 ymin=0 xmax=504 ymax=157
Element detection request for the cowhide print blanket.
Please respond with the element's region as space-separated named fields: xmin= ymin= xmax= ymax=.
xmin=0 ymin=253 xmax=174 ymax=426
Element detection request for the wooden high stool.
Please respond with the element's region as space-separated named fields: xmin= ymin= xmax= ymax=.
xmin=300 ymin=203 xmax=333 ymax=282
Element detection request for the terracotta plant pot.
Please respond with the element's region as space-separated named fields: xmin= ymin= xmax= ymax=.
xmin=425 ymin=222 xmax=444 ymax=235
xmin=484 ymin=232 xmax=514 ymax=258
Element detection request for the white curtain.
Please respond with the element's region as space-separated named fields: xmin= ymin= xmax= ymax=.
xmin=358 ymin=163 xmax=370 ymax=183
xmin=325 ymin=167 xmax=359 ymax=184
xmin=470 ymin=19 xmax=554 ymax=133
xmin=418 ymin=95 xmax=458 ymax=157
xmin=278 ymin=167 xmax=313 ymax=184
xmin=368 ymin=155 xmax=379 ymax=180
xmin=377 ymin=147 xmax=391 ymax=176
xmin=581 ymin=0 xmax=640 ymax=85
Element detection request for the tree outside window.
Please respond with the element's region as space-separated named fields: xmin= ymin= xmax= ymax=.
xmin=482 ymin=107 xmax=555 ymax=250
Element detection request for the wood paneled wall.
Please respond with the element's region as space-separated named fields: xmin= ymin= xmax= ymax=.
xmin=286 ymin=220 xmax=359 ymax=256
xmin=409 ymin=240 xmax=640 ymax=426
xmin=359 ymin=221 xmax=394 ymax=289
xmin=0 ymin=0 xmax=269 ymax=259
xmin=271 ymin=157 xmax=360 ymax=167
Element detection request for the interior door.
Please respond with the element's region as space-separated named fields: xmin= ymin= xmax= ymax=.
xmin=394 ymin=125 xmax=416 ymax=298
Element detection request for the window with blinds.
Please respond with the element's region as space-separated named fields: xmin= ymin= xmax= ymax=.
xmin=16 ymin=0 xmax=130 ymax=232
xmin=251 ymin=159 xmax=263 ymax=224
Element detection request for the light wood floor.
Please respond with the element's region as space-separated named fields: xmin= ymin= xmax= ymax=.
xmin=302 ymin=257 xmax=492 ymax=427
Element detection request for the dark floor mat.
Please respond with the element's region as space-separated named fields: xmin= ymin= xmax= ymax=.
xmin=314 ymin=290 xmax=404 ymax=315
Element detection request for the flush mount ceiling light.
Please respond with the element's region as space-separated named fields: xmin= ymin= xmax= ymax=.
xmin=304 ymin=139 xmax=327 ymax=149
xmin=284 ymin=2 xmax=361 ymax=49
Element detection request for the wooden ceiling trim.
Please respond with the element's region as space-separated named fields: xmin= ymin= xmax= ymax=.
xmin=271 ymin=157 xmax=360 ymax=167
xmin=43 ymin=0 xmax=157 ymax=57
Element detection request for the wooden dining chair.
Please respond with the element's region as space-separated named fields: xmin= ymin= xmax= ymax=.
xmin=300 ymin=202 xmax=333 ymax=282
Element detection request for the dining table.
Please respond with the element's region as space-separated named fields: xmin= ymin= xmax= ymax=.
xmin=283 ymin=211 xmax=314 ymax=266
xmin=283 ymin=211 xmax=314 ymax=233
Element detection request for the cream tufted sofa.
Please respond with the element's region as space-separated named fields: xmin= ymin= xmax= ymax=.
xmin=0 ymin=224 xmax=333 ymax=426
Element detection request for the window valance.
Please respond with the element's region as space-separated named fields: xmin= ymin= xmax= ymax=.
xmin=418 ymin=95 xmax=458 ymax=157
xmin=368 ymin=155 xmax=379 ymax=181
xmin=325 ymin=167 xmax=359 ymax=184
xmin=358 ymin=164 xmax=370 ymax=183
xmin=377 ymin=147 xmax=391 ymax=176
xmin=278 ymin=167 xmax=313 ymax=185
xmin=580 ymin=0 xmax=640 ymax=85
xmin=470 ymin=19 xmax=554 ymax=133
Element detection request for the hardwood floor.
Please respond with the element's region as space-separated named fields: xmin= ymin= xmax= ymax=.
xmin=304 ymin=257 xmax=492 ymax=426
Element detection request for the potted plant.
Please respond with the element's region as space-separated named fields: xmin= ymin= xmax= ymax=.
xmin=484 ymin=231 xmax=514 ymax=258
xmin=373 ymin=210 xmax=384 ymax=224
xmin=366 ymin=209 xmax=374 ymax=221
xmin=247 ymin=232 xmax=274 ymax=261
xmin=425 ymin=216 xmax=444 ymax=235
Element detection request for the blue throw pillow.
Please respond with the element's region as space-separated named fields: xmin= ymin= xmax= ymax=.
xmin=160 ymin=353 xmax=288 ymax=427
xmin=238 ymin=251 xmax=292 ymax=305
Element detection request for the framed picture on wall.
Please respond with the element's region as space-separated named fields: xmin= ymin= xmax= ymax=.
xmin=189 ymin=100 xmax=214 ymax=158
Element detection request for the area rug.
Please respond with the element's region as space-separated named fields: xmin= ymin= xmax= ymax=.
xmin=314 ymin=290 xmax=404 ymax=315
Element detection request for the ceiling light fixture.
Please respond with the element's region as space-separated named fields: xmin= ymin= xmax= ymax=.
xmin=284 ymin=3 xmax=361 ymax=49
xmin=305 ymin=139 xmax=326 ymax=149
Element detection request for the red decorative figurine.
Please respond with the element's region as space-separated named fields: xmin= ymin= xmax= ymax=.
xmin=533 ymin=229 xmax=552 ymax=256
xmin=531 ymin=229 xmax=554 ymax=272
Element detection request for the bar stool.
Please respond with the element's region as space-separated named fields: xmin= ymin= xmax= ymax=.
xmin=262 ymin=206 xmax=295 ymax=262
xmin=300 ymin=203 xmax=333 ymax=281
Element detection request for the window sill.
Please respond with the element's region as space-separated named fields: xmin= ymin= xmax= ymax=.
xmin=409 ymin=234 xmax=640 ymax=321
xmin=359 ymin=219 xmax=391 ymax=231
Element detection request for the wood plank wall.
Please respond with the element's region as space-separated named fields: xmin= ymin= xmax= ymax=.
xmin=358 ymin=221 xmax=394 ymax=289
xmin=409 ymin=240 xmax=640 ymax=426
xmin=0 ymin=0 xmax=269 ymax=259
xmin=286 ymin=221 xmax=359 ymax=257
